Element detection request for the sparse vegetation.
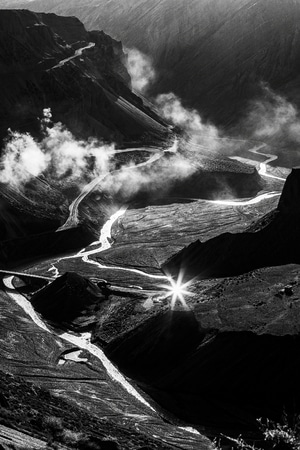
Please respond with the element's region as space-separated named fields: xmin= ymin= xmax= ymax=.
xmin=258 ymin=416 xmax=300 ymax=450
xmin=216 ymin=415 xmax=300 ymax=450
xmin=0 ymin=371 xmax=174 ymax=449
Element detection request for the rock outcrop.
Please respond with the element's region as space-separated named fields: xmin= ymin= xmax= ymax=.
xmin=31 ymin=272 xmax=104 ymax=329
xmin=278 ymin=167 xmax=300 ymax=214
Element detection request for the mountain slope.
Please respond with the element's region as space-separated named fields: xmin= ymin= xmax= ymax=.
xmin=0 ymin=8 xmax=172 ymax=266
xmin=6 ymin=0 xmax=300 ymax=127
xmin=0 ymin=9 xmax=168 ymax=146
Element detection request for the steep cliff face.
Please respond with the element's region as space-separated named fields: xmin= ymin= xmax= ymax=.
xmin=9 ymin=0 xmax=300 ymax=127
xmin=0 ymin=9 xmax=168 ymax=146
xmin=278 ymin=167 xmax=300 ymax=214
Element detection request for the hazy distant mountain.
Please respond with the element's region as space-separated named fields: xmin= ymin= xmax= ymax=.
xmin=4 ymin=0 xmax=300 ymax=128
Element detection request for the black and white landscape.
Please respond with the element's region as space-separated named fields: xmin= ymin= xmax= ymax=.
xmin=0 ymin=1 xmax=300 ymax=449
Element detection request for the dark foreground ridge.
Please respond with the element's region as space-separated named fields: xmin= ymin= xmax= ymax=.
xmin=106 ymin=310 xmax=300 ymax=430
xmin=162 ymin=168 xmax=300 ymax=282
xmin=0 ymin=370 xmax=187 ymax=450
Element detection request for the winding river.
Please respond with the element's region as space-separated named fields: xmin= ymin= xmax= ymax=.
xmin=52 ymin=138 xmax=283 ymax=280
xmin=248 ymin=144 xmax=285 ymax=181
xmin=3 ymin=275 xmax=156 ymax=412
xmin=2 ymin=137 xmax=286 ymax=430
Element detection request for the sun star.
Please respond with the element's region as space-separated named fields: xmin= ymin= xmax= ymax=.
xmin=160 ymin=270 xmax=193 ymax=310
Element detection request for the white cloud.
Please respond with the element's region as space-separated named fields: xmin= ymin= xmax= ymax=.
xmin=125 ymin=48 xmax=156 ymax=94
xmin=0 ymin=109 xmax=114 ymax=188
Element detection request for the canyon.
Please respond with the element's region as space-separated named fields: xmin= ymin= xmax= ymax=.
xmin=0 ymin=5 xmax=300 ymax=450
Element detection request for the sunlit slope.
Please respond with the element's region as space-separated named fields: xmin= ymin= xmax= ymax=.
xmin=8 ymin=0 xmax=300 ymax=127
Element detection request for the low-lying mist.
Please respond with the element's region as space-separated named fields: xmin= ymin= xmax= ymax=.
xmin=1 ymin=50 xmax=299 ymax=206
xmin=245 ymin=85 xmax=300 ymax=141
xmin=0 ymin=108 xmax=199 ymax=203
xmin=0 ymin=109 xmax=114 ymax=188
xmin=126 ymin=49 xmax=300 ymax=165
xmin=243 ymin=85 xmax=300 ymax=164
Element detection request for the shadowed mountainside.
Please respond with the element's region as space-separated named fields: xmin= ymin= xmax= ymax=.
xmin=106 ymin=309 xmax=300 ymax=430
xmin=0 ymin=8 xmax=173 ymax=268
xmin=7 ymin=0 xmax=300 ymax=127
xmin=0 ymin=9 xmax=168 ymax=146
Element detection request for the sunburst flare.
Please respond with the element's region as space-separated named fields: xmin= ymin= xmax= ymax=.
xmin=160 ymin=270 xmax=194 ymax=310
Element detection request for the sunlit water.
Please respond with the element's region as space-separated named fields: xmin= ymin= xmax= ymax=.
xmin=1 ymin=138 xmax=287 ymax=435
xmin=3 ymin=275 xmax=156 ymax=411
xmin=49 ymin=140 xmax=284 ymax=308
